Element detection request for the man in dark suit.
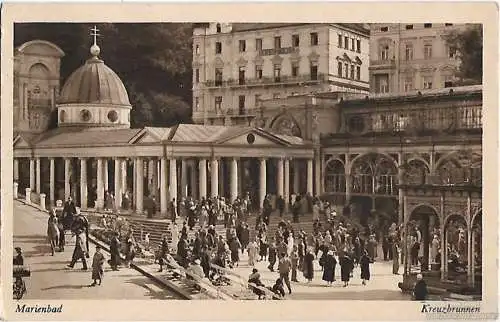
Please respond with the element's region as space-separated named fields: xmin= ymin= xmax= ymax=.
xmin=62 ymin=197 xmax=77 ymax=230
xmin=67 ymin=229 xmax=88 ymax=270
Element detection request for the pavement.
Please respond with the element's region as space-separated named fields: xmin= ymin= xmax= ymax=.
xmin=13 ymin=201 xmax=183 ymax=300
xmin=230 ymin=252 xmax=412 ymax=300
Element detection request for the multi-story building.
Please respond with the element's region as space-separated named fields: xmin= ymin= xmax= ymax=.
xmin=369 ymin=23 xmax=468 ymax=94
xmin=192 ymin=23 xmax=370 ymax=125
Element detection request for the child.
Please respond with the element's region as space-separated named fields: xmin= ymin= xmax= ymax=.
xmin=90 ymin=246 xmax=105 ymax=286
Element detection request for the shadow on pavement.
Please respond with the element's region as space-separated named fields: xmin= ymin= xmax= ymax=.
xmin=41 ymin=284 xmax=88 ymax=291
xmin=288 ymin=289 xmax=410 ymax=300
xmin=123 ymin=277 xmax=179 ymax=300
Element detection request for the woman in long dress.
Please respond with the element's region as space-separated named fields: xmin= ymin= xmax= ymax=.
xmin=303 ymin=248 xmax=315 ymax=282
xmin=340 ymin=253 xmax=353 ymax=287
xmin=430 ymin=235 xmax=439 ymax=264
xmin=287 ymin=234 xmax=294 ymax=256
xmin=171 ymin=223 xmax=179 ymax=252
xmin=359 ymin=250 xmax=371 ymax=285
xmin=322 ymin=250 xmax=336 ymax=285
xmin=247 ymin=240 xmax=258 ymax=266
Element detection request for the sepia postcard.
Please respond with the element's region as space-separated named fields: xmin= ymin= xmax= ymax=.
xmin=0 ymin=2 xmax=498 ymax=321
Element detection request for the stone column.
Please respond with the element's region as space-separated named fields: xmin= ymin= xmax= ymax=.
xmin=14 ymin=158 xmax=19 ymax=182
xmin=314 ymin=152 xmax=322 ymax=195
xmin=121 ymin=159 xmax=128 ymax=195
xmin=230 ymin=158 xmax=238 ymax=203
xmin=114 ymin=158 xmax=122 ymax=210
xmin=170 ymin=158 xmax=178 ymax=202
xmin=293 ymin=160 xmax=300 ymax=194
xmin=277 ymin=158 xmax=284 ymax=198
xmin=211 ymin=158 xmax=219 ymax=198
xmin=345 ymin=154 xmax=352 ymax=205
xmin=96 ymin=158 xmax=104 ymax=209
xmin=64 ymin=158 xmax=71 ymax=201
xmin=49 ymin=158 xmax=55 ymax=206
xmin=40 ymin=193 xmax=46 ymax=210
xmin=35 ymin=158 xmax=41 ymax=193
xmin=136 ymin=158 xmax=144 ymax=213
xmin=132 ymin=159 xmax=137 ymax=208
xmin=259 ymin=158 xmax=267 ymax=209
xmin=80 ymin=158 xmax=88 ymax=209
xmin=199 ymin=158 xmax=207 ymax=199
xmin=29 ymin=158 xmax=35 ymax=190
xmin=104 ymin=160 xmax=109 ymax=192
xmin=25 ymin=188 xmax=31 ymax=203
xmin=307 ymin=158 xmax=313 ymax=195
xmin=151 ymin=159 xmax=159 ymax=198
xmin=160 ymin=157 xmax=168 ymax=215
xmin=181 ymin=159 xmax=188 ymax=199
xmin=284 ymin=158 xmax=290 ymax=212
xmin=398 ymin=153 xmax=405 ymax=225
xmin=190 ymin=161 xmax=198 ymax=199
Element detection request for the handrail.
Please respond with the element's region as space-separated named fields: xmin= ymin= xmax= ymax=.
xmin=210 ymin=263 xmax=283 ymax=300
xmin=163 ymin=254 xmax=233 ymax=300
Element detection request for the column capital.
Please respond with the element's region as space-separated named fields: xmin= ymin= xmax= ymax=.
xmin=259 ymin=157 xmax=267 ymax=162
xmin=78 ymin=157 xmax=89 ymax=161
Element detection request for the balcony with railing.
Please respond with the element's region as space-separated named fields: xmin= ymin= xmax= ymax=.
xmin=204 ymin=73 xmax=327 ymax=89
xmin=369 ymin=58 xmax=396 ymax=70
xmin=258 ymin=47 xmax=300 ymax=56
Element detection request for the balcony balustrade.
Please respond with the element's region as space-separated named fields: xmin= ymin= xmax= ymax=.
xmin=204 ymin=73 xmax=327 ymax=89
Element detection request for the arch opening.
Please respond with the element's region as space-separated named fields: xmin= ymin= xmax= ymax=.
xmin=407 ymin=205 xmax=440 ymax=273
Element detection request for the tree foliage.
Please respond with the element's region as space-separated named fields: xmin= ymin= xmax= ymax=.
xmin=14 ymin=23 xmax=193 ymax=127
xmin=445 ymin=24 xmax=483 ymax=84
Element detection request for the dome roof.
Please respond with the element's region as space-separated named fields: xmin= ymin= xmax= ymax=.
xmin=59 ymin=56 xmax=131 ymax=107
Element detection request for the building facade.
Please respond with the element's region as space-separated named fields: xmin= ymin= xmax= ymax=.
xmin=369 ymin=23 xmax=468 ymax=94
xmin=13 ymin=40 xmax=65 ymax=133
xmin=192 ymin=23 xmax=370 ymax=126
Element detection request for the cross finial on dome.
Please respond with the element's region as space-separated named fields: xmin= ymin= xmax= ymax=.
xmin=90 ymin=25 xmax=101 ymax=58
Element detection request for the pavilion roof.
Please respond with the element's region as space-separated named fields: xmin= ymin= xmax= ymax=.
xmin=14 ymin=124 xmax=310 ymax=148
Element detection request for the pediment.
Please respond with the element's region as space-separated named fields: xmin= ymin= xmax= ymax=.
xmin=271 ymin=55 xmax=283 ymax=65
xmin=309 ymin=51 xmax=320 ymax=62
xmin=236 ymin=56 xmax=248 ymax=67
xmin=13 ymin=135 xmax=31 ymax=148
xmin=214 ymin=57 xmax=225 ymax=68
xmin=217 ymin=129 xmax=289 ymax=146
xmin=129 ymin=128 xmax=163 ymax=144
xmin=254 ymin=56 xmax=264 ymax=65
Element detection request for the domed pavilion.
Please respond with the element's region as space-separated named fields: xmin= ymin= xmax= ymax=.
xmin=13 ymin=38 xmax=314 ymax=214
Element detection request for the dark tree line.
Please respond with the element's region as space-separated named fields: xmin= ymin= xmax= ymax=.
xmin=15 ymin=23 xmax=193 ymax=127
xmin=445 ymin=24 xmax=483 ymax=85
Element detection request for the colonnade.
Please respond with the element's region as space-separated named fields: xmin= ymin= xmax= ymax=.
xmin=14 ymin=155 xmax=315 ymax=214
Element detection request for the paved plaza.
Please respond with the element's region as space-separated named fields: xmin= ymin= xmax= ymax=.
xmin=13 ymin=201 xmax=181 ymax=300
xmin=231 ymin=252 xmax=410 ymax=300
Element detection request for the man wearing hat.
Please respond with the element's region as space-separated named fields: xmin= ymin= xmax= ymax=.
xmin=67 ymin=228 xmax=88 ymax=270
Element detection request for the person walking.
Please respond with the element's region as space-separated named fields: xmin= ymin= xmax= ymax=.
xmin=267 ymin=241 xmax=277 ymax=272
xmin=109 ymin=232 xmax=121 ymax=271
xmin=247 ymin=239 xmax=258 ymax=267
xmin=47 ymin=209 xmax=60 ymax=256
xmin=278 ymin=253 xmax=292 ymax=294
xmin=340 ymin=252 xmax=353 ymax=287
xmin=303 ymin=248 xmax=315 ymax=282
xmin=90 ymin=246 xmax=105 ymax=286
xmin=290 ymin=246 xmax=299 ymax=282
xmin=276 ymin=195 xmax=285 ymax=218
xmin=322 ymin=250 xmax=336 ymax=286
xmin=158 ymin=235 xmax=169 ymax=272
xmin=359 ymin=250 xmax=371 ymax=286
xmin=67 ymin=229 xmax=88 ymax=270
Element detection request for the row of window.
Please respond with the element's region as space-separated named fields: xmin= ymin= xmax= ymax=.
xmin=379 ymin=42 xmax=457 ymax=61
xmin=379 ymin=23 xmax=453 ymax=32
xmin=195 ymin=62 xmax=320 ymax=85
xmin=374 ymin=74 xmax=454 ymax=93
xmin=337 ymin=34 xmax=361 ymax=53
xmin=337 ymin=62 xmax=361 ymax=81
xmin=194 ymin=92 xmax=302 ymax=113
xmin=197 ymin=33 xmax=320 ymax=56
